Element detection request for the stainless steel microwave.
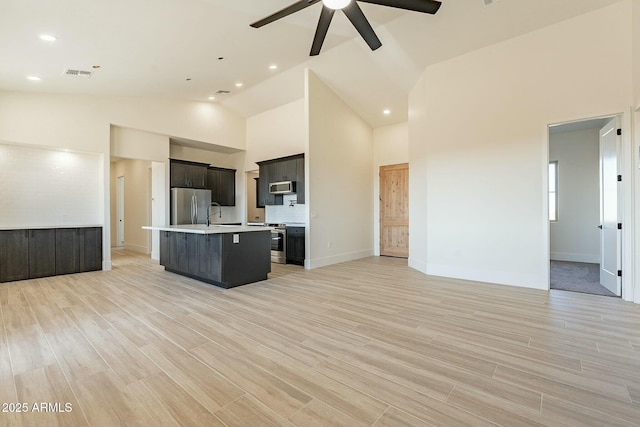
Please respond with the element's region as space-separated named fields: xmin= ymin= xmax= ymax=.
xmin=269 ymin=181 xmax=295 ymax=194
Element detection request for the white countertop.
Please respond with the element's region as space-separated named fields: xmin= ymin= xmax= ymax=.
xmin=142 ymin=224 xmax=272 ymax=234
xmin=0 ymin=224 xmax=103 ymax=230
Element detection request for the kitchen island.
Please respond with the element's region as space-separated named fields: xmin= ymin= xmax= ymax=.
xmin=143 ymin=225 xmax=271 ymax=288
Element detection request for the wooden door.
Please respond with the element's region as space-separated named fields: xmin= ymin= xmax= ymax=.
xmin=380 ymin=163 xmax=409 ymax=258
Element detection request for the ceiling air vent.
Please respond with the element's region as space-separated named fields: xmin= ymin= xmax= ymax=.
xmin=215 ymin=90 xmax=230 ymax=95
xmin=483 ymin=0 xmax=499 ymax=6
xmin=63 ymin=69 xmax=93 ymax=78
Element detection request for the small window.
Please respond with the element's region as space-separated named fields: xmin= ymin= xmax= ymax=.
xmin=549 ymin=161 xmax=558 ymax=222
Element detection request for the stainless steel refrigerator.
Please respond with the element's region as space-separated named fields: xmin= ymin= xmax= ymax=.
xmin=171 ymin=188 xmax=212 ymax=225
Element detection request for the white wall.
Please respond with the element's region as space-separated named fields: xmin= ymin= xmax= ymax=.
xmin=373 ymin=122 xmax=409 ymax=255
xmin=111 ymin=126 xmax=170 ymax=162
xmin=307 ymin=70 xmax=374 ymax=268
xmin=245 ymin=99 xmax=306 ymax=171
xmin=0 ymin=143 xmax=101 ymax=228
xmin=549 ymin=128 xmax=600 ymax=263
xmin=408 ymin=1 xmax=633 ymax=290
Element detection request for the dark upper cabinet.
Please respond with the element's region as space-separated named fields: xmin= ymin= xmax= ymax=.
xmin=257 ymin=154 xmax=304 ymax=206
xmin=295 ymin=156 xmax=305 ymax=205
xmin=170 ymin=159 xmax=207 ymax=189
xmin=29 ymin=229 xmax=56 ymax=278
xmin=0 ymin=230 xmax=29 ymax=282
xmin=207 ymin=167 xmax=236 ymax=206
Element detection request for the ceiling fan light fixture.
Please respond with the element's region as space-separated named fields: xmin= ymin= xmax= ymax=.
xmin=322 ymin=0 xmax=351 ymax=10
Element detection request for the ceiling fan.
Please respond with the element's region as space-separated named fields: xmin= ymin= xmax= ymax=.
xmin=250 ymin=0 xmax=442 ymax=56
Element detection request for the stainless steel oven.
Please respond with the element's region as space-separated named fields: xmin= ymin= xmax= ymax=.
xmin=269 ymin=225 xmax=286 ymax=264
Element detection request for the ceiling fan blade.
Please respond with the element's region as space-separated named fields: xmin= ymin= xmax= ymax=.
xmin=310 ymin=6 xmax=335 ymax=56
xmin=250 ymin=0 xmax=321 ymax=28
xmin=358 ymin=0 xmax=441 ymax=14
xmin=342 ymin=1 xmax=382 ymax=51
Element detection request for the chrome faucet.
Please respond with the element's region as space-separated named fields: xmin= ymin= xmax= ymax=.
xmin=207 ymin=202 xmax=222 ymax=226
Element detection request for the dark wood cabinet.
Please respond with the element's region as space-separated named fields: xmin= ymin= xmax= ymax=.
xmin=0 ymin=227 xmax=102 ymax=283
xmin=159 ymin=230 xmax=271 ymax=288
xmin=170 ymin=159 xmax=207 ymax=189
xmin=56 ymin=228 xmax=80 ymax=275
xmin=207 ymin=167 xmax=236 ymax=206
xmin=295 ymin=156 xmax=305 ymax=205
xmin=286 ymin=226 xmax=305 ymax=266
xmin=0 ymin=230 xmax=30 ymax=282
xmin=79 ymin=227 xmax=103 ymax=272
xmin=29 ymin=229 xmax=56 ymax=278
xmin=257 ymin=153 xmax=304 ymax=206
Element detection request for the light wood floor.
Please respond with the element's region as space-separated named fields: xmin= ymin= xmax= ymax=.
xmin=1 ymin=250 xmax=640 ymax=427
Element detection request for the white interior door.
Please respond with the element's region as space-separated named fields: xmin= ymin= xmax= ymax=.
xmin=599 ymin=118 xmax=621 ymax=296
xmin=116 ymin=175 xmax=125 ymax=247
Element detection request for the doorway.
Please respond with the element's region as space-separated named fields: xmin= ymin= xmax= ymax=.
xmin=380 ymin=163 xmax=409 ymax=258
xmin=548 ymin=116 xmax=621 ymax=297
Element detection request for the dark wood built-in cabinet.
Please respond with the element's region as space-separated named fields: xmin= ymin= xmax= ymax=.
xmin=257 ymin=153 xmax=305 ymax=206
xmin=29 ymin=229 xmax=56 ymax=279
xmin=286 ymin=226 xmax=305 ymax=266
xmin=170 ymin=159 xmax=236 ymax=206
xmin=0 ymin=227 xmax=103 ymax=283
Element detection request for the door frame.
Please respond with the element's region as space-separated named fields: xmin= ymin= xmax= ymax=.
xmin=378 ymin=163 xmax=409 ymax=258
xmin=116 ymin=175 xmax=125 ymax=247
xmin=545 ymin=112 xmax=633 ymax=301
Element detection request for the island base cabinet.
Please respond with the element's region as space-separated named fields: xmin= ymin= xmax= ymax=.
xmin=159 ymin=230 xmax=271 ymax=288
xmin=219 ymin=231 xmax=271 ymax=287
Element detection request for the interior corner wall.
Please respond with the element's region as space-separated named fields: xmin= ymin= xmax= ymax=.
xmin=373 ymin=122 xmax=409 ymax=256
xmin=634 ymin=0 xmax=640 ymax=108
xmin=408 ymin=1 xmax=633 ymax=290
xmin=306 ymin=70 xmax=374 ymax=268
xmin=110 ymin=159 xmax=151 ymax=253
xmin=549 ymin=128 xmax=600 ymax=263
xmin=111 ymin=126 xmax=170 ymax=161
xmin=245 ymin=99 xmax=306 ymax=171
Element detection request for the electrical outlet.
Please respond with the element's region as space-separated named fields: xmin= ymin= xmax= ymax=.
xmin=327 ymin=241 xmax=331 ymax=248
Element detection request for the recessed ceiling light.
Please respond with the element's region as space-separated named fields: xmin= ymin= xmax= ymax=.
xmin=39 ymin=34 xmax=57 ymax=42
xmin=27 ymin=76 xmax=41 ymax=81
xmin=235 ymin=82 xmax=244 ymax=88
xmin=383 ymin=109 xmax=391 ymax=115
xmin=269 ymin=64 xmax=278 ymax=70
xmin=208 ymin=96 xmax=216 ymax=101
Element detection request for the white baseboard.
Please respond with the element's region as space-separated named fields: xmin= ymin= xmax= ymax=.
xmin=426 ymin=263 xmax=548 ymax=290
xmin=550 ymin=252 xmax=600 ymax=264
xmin=124 ymin=243 xmax=150 ymax=254
xmin=408 ymin=257 xmax=427 ymax=275
xmin=308 ymin=249 xmax=373 ymax=269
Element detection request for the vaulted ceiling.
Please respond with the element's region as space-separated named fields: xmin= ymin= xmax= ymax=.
xmin=1 ymin=0 xmax=622 ymax=127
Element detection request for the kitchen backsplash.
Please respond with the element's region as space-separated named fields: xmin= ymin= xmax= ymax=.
xmin=265 ymin=194 xmax=306 ymax=224
xmin=0 ymin=143 xmax=100 ymax=227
